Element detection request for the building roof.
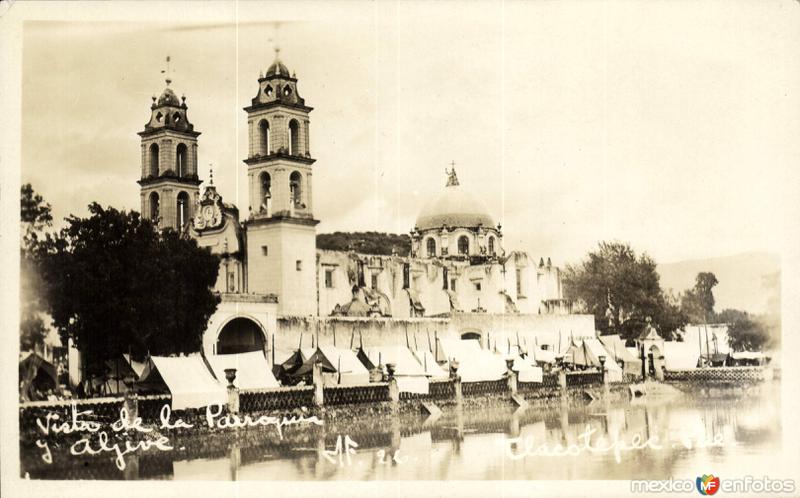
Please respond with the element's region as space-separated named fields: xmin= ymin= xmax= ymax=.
xmin=415 ymin=170 xmax=496 ymax=231
xmin=266 ymin=59 xmax=291 ymax=78
xmin=157 ymin=86 xmax=181 ymax=106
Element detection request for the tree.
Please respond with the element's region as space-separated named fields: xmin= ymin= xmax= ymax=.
xmin=36 ymin=203 xmax=220 ymax=376
xmin=680 ymin=272 xmax=718 ymax=323
xmin=20 ymin=184 xmax=53 ymax=352
xmin=716 ymin=308 xmax=770 ymax=352
xmin=563 ymin=241 xmax=687 ymax=340
xmin=317 ymin=231 xmax=411 ymax=256
xmin=20 ymin=183 xmax=53 ymax=253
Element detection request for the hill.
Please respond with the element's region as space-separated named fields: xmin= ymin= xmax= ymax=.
xmin=657 ymin=252 xmax=780 ymax=315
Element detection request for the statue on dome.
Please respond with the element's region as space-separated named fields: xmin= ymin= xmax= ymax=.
xmin=445 ymin=161 xmax=460 ymax=187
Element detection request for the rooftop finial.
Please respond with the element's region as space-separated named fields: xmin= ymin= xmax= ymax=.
xmin=445 ymin=160 xmax=459 ymax=187
xmin=161 ymin=55 xmax=173 ymax=86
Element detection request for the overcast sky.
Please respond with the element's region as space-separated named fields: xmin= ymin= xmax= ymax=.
xmin=20 ymin=1 xmax=800 ymax=266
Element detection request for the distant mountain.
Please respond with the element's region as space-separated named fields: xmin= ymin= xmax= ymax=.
xmin=658 ymin=252 xmax=780 ymax=315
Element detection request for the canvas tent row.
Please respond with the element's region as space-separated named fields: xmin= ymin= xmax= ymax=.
xmin=435 ymin=339 xmax=507 ymax=382
xmin=275 ymin=348 xmax=316 ymax=382
xmin=292 ymin=346 xmax=370 ymax=386
xmin=359 ymin=345 xmax=430 ymax=394
xmin=563 ymin=338 xmax=623 ymax=382
xmin=137 ymin=355 xmax=227 ymax=410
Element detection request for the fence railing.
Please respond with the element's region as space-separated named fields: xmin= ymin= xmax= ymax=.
xmin=664 ymin=366 xmax=772 ymax=384
xmin=566 ymin=371 xmax=604 ymax=387
xmin=240 ymin=386 xmax=316 ymax=412
xmin=323 ymin=382 xmax=390 ymax=406
xmin=461 ymin=379 xmax=508 ymax=397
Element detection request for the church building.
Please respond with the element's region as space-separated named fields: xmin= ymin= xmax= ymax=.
xmin=136 ymin=51 xmax=581 ymax=358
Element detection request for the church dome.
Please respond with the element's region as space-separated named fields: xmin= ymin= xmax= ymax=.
xmin=415 ymin=170 xmax=496 ymax=231
xmin=266 ymin=60 xmax=291 ymax=78
xmin=157 ymin=87 xmax=181 ymax=107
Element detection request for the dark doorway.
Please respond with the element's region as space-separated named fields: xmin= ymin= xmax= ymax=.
xmin=216 ymin=317 xmax=265 ymax=355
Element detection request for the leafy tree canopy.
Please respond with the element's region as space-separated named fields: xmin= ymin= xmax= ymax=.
xmin=317 ymin=231 xmax=411 ymax=256
xmin=563 ymin=241 xmax=687 ymax=340
xmin=716 ymin=308 xmax=771 ymax=352
xmin=20 ymin=184 xmax=53 ymax=352
xmin=35 ymin=203 xmax=220 ymax=375
xmin=680 ymin=272 xmax=719 ymax=323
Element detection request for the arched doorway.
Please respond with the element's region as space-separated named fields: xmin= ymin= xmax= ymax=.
xmin=216 ymin=317 xmax=266 ymax=355
xmin=461 ymin=331 xmax=481 ymax=341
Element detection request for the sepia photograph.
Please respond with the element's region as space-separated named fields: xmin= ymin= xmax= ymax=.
xmin=1 ymin=1 xmax=799 ymax=496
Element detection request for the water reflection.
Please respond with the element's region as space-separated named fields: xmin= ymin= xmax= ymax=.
xmin=21 ymin=384 xmax=784 ymax=481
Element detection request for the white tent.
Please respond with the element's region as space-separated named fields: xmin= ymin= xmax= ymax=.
xmin=507 ymin=354 xmax=543 ymax=383
xmin=663 ymin=342 xmax=701 ymax=371
xmin=205 ymin=351 xmax=280 ymax=390
xmin=361 ymin=346 xmax=429 ymax=394
xmin=138 ymin=355 xmax=227 ymax=410
xmin=411 ymin=348 xmax=449 ymax=378
xmin=584 ymin=338 xmax=623 ymax=382
xmin=598 ymin=335 xmax=642 ymax=376
xmin=436 ymin=339 xmax=506 ymax=382
xmin=529 ymin=346 xmax=557 ymax=365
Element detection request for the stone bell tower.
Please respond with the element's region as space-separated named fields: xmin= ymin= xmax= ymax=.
xmin=243 ymin=48 xmax=319 ymax=316
xmin=137 ymin=58 xmax=201 ymax=231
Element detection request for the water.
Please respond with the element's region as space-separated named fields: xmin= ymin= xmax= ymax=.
xmin=21 ymin=384 xmax=785 ymax=481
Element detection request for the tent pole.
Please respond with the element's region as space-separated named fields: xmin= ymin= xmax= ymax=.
xmin=698 ymin=326 xmax=703 ymax=365
xmin=272 ymin=333 xmax=275 ymax=366
xmin=350 ymin=329 xmax=355 ymax=350
xmin=427 ymin=329 xmax=432 ymax=352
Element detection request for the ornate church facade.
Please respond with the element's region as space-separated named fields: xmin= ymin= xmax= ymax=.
xmin=137 ymin=53 xmax=577 ymax=357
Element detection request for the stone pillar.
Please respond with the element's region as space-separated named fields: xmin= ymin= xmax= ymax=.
xmin=224 ymin=368 xmax=239 ymax=415
xmin=600 ymin=357 xmax=610 ymax=400
xmin=123 ymin=389 xmax=139 ymax=425
xmin=506 ymin=358 xmax=518 ymax=395
xmin=312 ymin=360 xmax=324 ymax=407
xmin=387 ymin=363 xmax=399 ymax=413
xmin=450 ymin=360 xmax=462 ymax=408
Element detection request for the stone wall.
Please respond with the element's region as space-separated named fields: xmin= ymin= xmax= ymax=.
xmin=275 ymin=312 xmax=596 ymax=352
